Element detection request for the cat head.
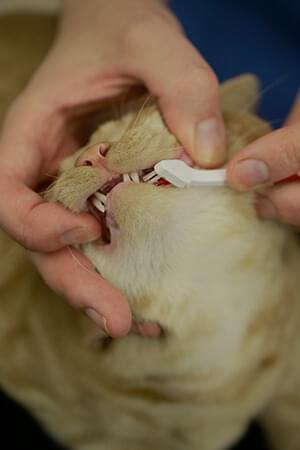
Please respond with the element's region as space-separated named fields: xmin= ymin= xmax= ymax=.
xmin=45 ymin=75 xmax=272 ymax=335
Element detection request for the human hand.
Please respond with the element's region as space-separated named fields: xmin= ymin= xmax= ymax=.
xmin=227 ymin=94 xmax=300 ymax=226
xmin=0 ymin=0 xmax=225 ymax=336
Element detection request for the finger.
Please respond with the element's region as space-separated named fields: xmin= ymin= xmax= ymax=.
xmin=227 ymin=123 xmax=300 ymax=191
xmin=0 ymin=175 xmax=101 ymax=252
xmin=131 ymin=321 xmax=162 ymax=338
xmin=30 ymin=247 xmax=132 ymax=337
xmin=0 ymin=95 xmax=101 ymax=252
xmin=285 ymin=92 xmax=300 ymax=126
xmin=125 ymin=16 xmax=225 ymax=168
xmin=256 ymin=182 xmax=300 ymax=226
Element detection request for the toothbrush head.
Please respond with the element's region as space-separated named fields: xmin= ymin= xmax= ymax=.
xmin=154 ymin=160 xmax=227 ymax=188
xmin=154 ymin=160 xmax=193 ymax=188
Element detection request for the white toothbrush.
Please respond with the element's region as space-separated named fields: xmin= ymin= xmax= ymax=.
xmin=154 ymin=159 xmax=227 ymax=188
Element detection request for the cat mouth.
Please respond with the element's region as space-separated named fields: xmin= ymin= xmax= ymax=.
xmin=87 ymin=166 xmax=171 ymax=244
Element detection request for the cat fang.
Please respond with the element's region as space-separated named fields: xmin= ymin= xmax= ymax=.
xmin=91 ymin=167 xmax=170 ymax=216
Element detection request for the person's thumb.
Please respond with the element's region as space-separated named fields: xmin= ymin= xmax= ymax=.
xmin=127 ymin=16 xmax=226 ymax=167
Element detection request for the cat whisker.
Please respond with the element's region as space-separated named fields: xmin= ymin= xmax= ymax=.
xmin=135 ymin=145 xmax=183 ymax=153
xmin=119 ymin=94 xmax=154 ymax=143
xmin=115 ymin=122 xmax=166 ymax=144
xmin=44 ymin=173 xmax=59 ymax=180
xmin=67 ymin=247 xmax=100 ymax=278
xmin=241 ymin=73 xmax=290 ymax=113
xmin=130 ymin=94 xmax=154 ymax=130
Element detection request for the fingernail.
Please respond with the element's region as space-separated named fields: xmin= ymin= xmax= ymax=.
xmin=255 ymin=197 xmax=277 ymax=220
xmin=85 ymin=308 xmax=110 ymax=334
xmin=61 ymin=227 xmax=99 ymax=246
xmin=195 ymin=117 xmax=225 ymax=166
xmin=233 ymin=160 xmax=269 ymax=189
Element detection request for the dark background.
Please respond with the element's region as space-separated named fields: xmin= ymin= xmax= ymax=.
xmin=1 ymin=0 xmax=299 ymax=448
xmin=171 ymin=0 xmax=300 ymax=126
xmin=0 ymin=390 xmax=268 ymax=449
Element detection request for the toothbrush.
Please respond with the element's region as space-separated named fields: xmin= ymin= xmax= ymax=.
xmin=154 ymin=159 xmax=227 ymax=188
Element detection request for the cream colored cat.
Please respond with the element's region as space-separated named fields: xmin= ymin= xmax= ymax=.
xmin=1 ymin=13 xmax=300 ymax=450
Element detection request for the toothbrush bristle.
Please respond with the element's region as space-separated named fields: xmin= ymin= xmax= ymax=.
xmin=142 ymin=170 xmax=157 ymax=182
xmin=147 ymin=174 xmax=161 ymax=184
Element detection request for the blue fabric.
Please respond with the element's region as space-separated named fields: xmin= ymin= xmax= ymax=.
xmin=170 ymin=0 xmax=299 ymax=125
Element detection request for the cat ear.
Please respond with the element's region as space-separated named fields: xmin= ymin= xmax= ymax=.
xmin=220 ymin=74 xmax=261 ymax=113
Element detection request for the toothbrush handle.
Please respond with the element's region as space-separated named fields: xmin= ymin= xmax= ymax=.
xmin=190 ymin=168 xmax=227 ymax=187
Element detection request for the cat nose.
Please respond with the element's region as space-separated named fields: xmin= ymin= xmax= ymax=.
xmin=76 ymin=143 xmax=110 ymax=168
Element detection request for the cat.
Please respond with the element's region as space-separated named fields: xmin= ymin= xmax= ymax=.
xmin=1 ymin=13 xmax=300 ymax=450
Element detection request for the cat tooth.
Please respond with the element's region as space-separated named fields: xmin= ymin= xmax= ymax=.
xmin=142 ymin=170 xmax=157 ymax=182
xmin=94 ymin=191 xmax=107 ymax=204
xmin=130 ymin=172 xmax=140 ymax=183
xmin=123 ymin=173 xmax=130 ymax=182
xmin=93 ymin=197 xmax=106 ymax=213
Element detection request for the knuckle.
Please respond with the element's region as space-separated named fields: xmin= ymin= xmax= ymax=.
xmin=20 ymin=223 xmax=37 ymax=251
xmin=198 ymin=66 xmax=219 ymax=94
xmin=167 ymin=63 xmax=219 ymax=103
xmin=182 ymin=64 xmax=220 ymax=105
xmin=121 ymin=7 xmax=183 ymax=63
xmin=184 ymin=63 xmax=218 ymax=90
xmin=122 ymin=10 xmax=169 ymax=53
xmin=20 ymin=220 xmax=45 ymax=252
xmin=19 ymin=202 xmax=60 ymax=253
